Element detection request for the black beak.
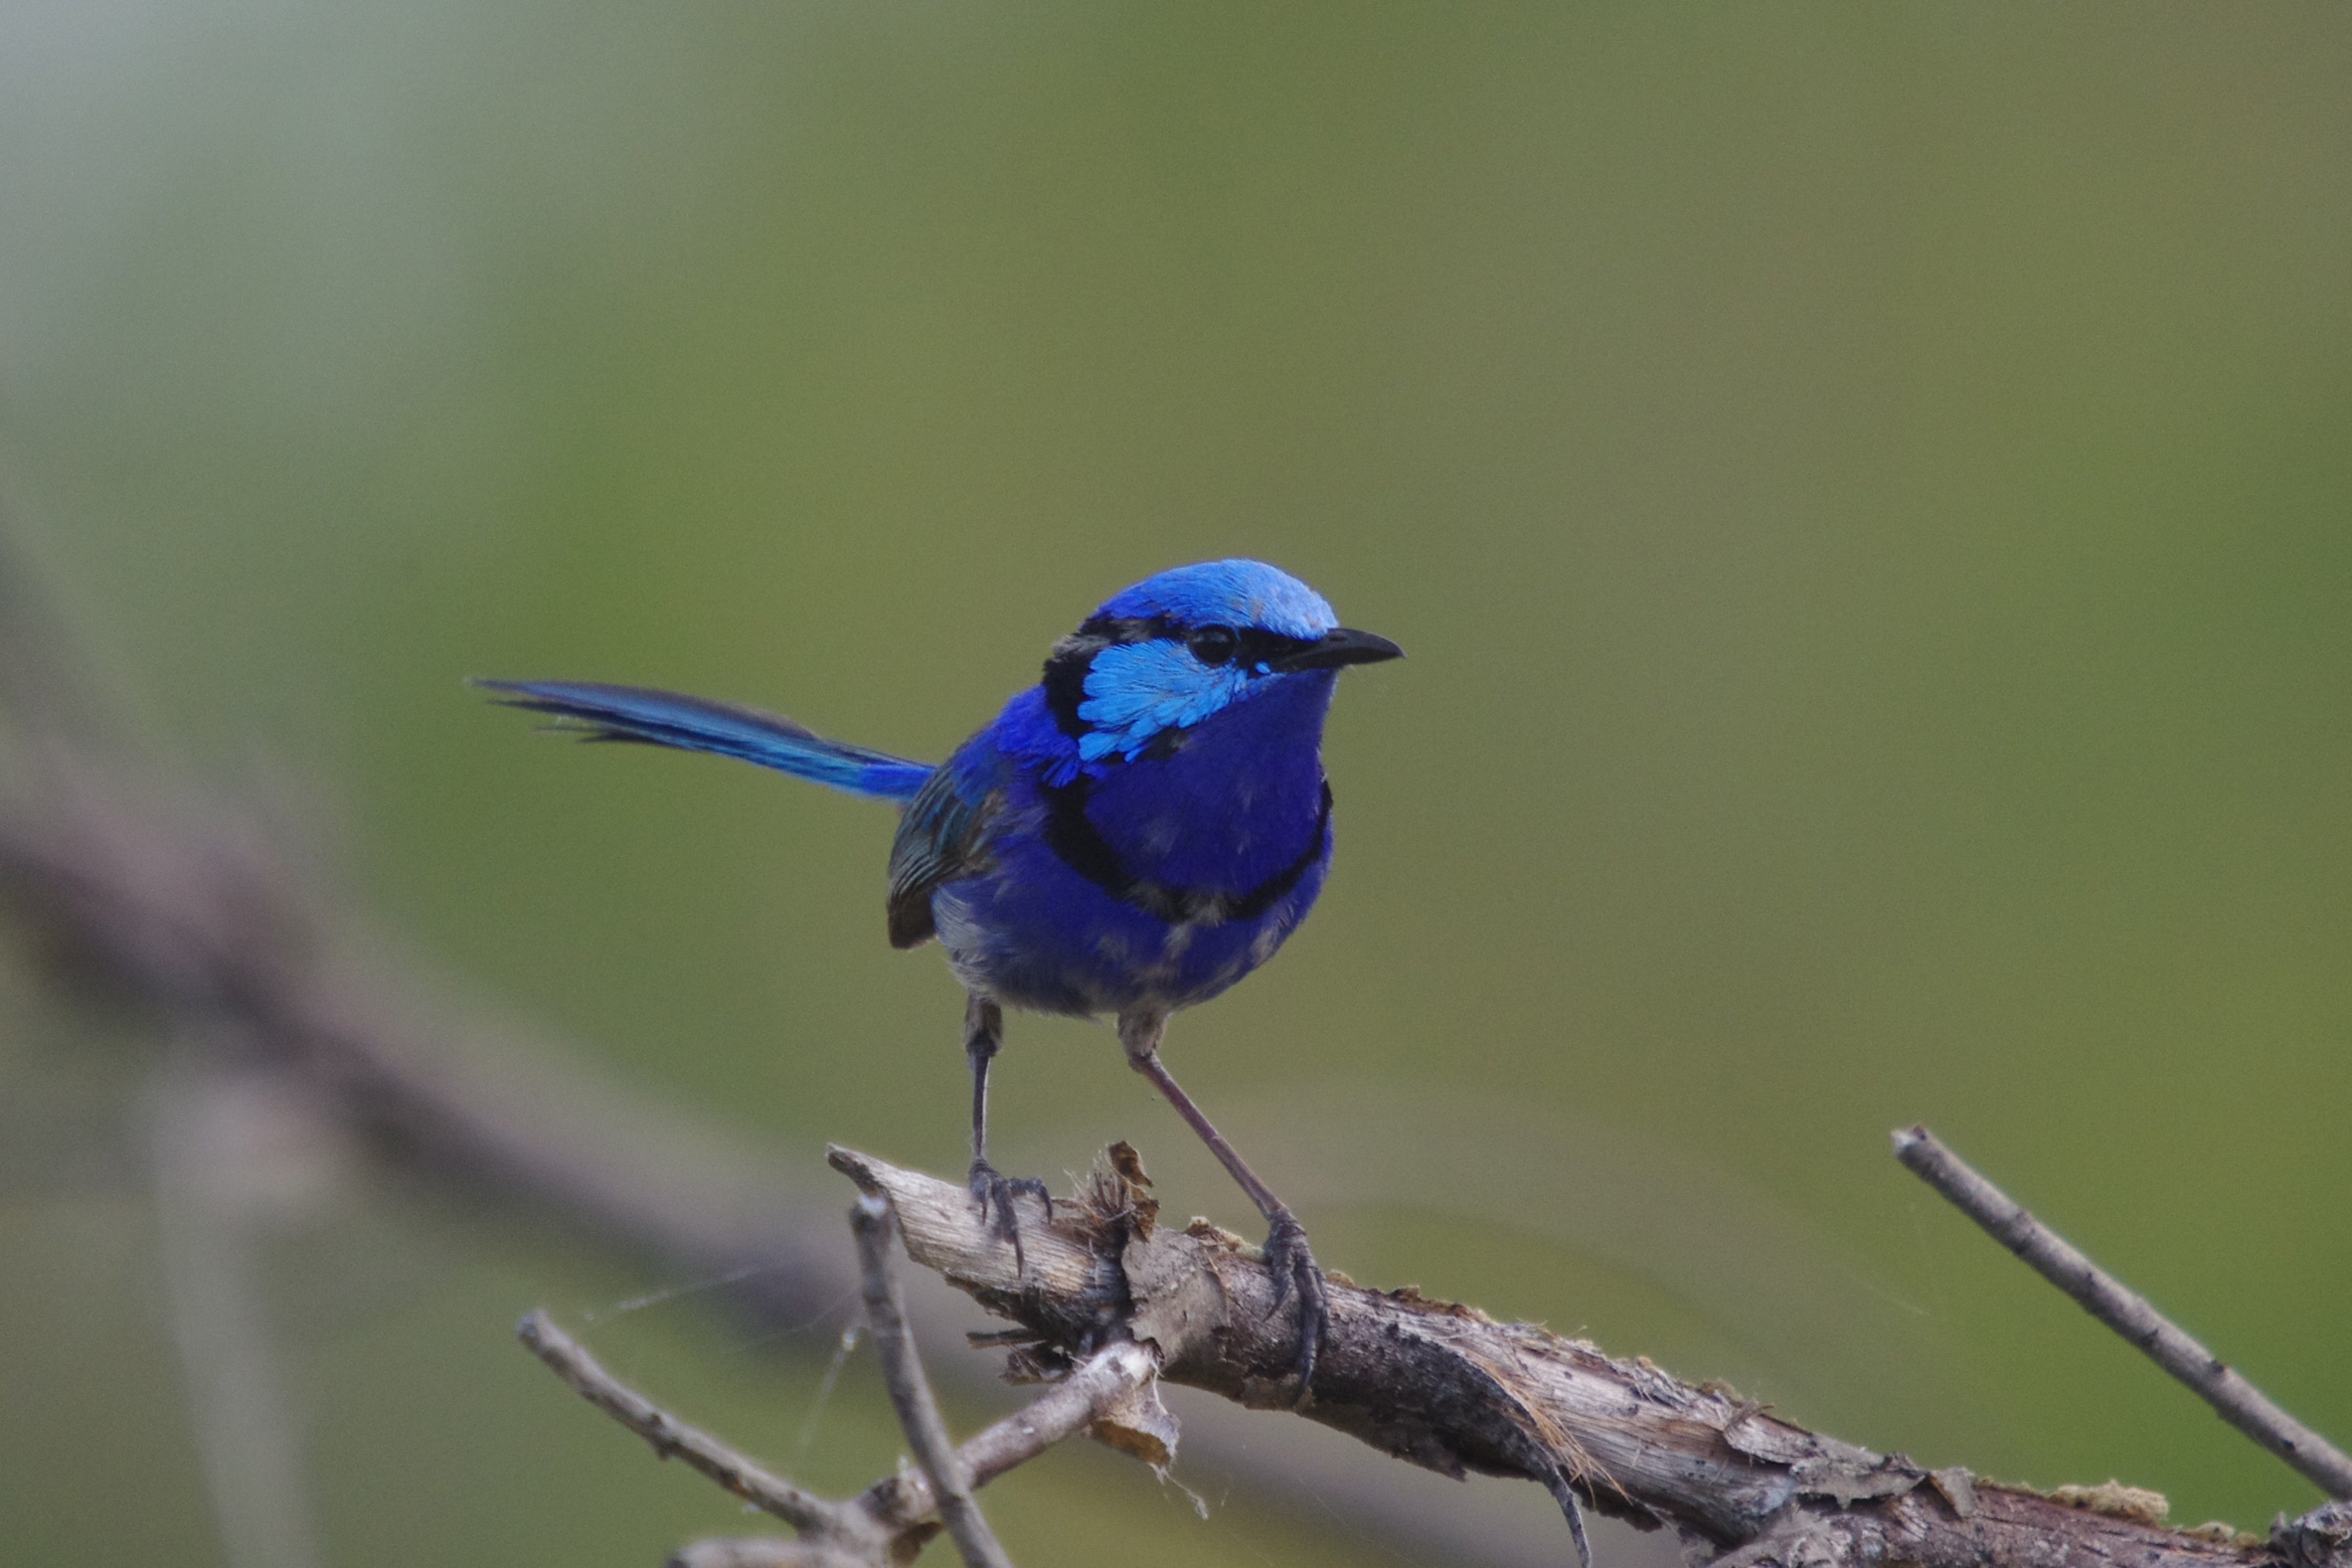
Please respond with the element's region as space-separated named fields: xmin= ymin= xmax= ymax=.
xmin=1273 ymin=625 xmax=1406 ymax=672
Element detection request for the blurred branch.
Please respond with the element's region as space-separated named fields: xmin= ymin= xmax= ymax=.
xmin=0 ymin=484 xmax=131 ymax=750
xmin=1 ymin=523 xmax=2345 ymax=1568
xmin=149 ymin=1044 xmax=329 ymax=1568
xmin=0 ymin=505 xmax=1579 ymax=1563
xmin=1893 ymin=1126 xmax=2352 ymax=1501
xmin=0 ymin=738 xmax=1582 ymax=1568
xmin=833 ymin=1141 xmax=2352 ymax=1568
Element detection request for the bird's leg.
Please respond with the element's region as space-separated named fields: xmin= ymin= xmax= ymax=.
xmin=1117 ymin=1009 xmax=1327 ymax=1399
xmin=963 ymin=993 xmax=1047 ymax=1267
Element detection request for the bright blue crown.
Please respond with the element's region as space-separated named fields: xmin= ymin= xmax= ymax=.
xmin=1092 ymin=560 xmax=1338 ymax=640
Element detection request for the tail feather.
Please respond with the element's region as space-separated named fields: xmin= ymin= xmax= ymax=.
xmin=475 ymin=678 xmax=933 ymax=801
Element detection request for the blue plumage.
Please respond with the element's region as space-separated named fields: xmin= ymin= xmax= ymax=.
xmin=481 ymin=559 xmax=1402 ymax=1394
xmin=474 ymin=679 xmax=933 ymax=800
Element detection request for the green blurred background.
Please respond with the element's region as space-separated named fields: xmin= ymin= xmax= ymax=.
xmin=2 ymin=3 xmax=2347 ymax=1563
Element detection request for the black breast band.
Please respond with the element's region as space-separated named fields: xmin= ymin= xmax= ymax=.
xmin=1039 ymin=776 xmax=1332 ymax=925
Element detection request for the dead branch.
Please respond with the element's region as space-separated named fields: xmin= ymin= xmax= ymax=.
xmin=12 ymin=756 xmax=2347 ymax=1568
xmin=1893 ymin=1127 xmax=2352 ymax=1502
xmin=3 ymin=528 xmax=2345 ymax=1567
xmin=518 ymin=1288 xmax=1164 ymax=1566
xmin=518 ymin=1311 xmax=843 ymax=1536
xmin=851 ymin=1195 xmax=1014 ymax=1568
xmin=0 ymin=744 xmax=1586 ymax=1568
xmin=832 ymin=1141 xmax=2352 ymax=1568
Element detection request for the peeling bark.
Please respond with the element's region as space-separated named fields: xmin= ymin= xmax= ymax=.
xmin=831 ymin=1143 xmax=2341 ymax=1568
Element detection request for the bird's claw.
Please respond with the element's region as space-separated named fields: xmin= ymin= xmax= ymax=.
xmin=968 ymin=1158 xmax=1050 ymax=1271
xmin=1261 ymin=1208 xmax=1328 ymax=1402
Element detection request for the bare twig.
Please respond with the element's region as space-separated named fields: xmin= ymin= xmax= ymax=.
xmin=832 ymin=1141 xmax=2347 ymax=1568
xmin=12 ymin=745 xmax=2350 ymax=1568
xmin=518 ymin=1184 xmax=1164 ymax=1565
xmin=5 ymin=518 xmax=2344 ymax=1566
xmin=851 ymin=1194 xmax=1015 ymax=1568
xmin=1544 ymin=1465 xmax=1595 ymax=1568
xmin=518 ymin=1310 xmax=843 ymax=1535
xmin=928 ymin=1339 xmax=1166 ymax=1492
xmin=0 ymin=497 xmax=1627 ymax=1566
xmin=0 ymin=744 xmax=1609 ymax=1568
xmin=1893 ymin=1126 xmax=2352 ymax=1501
xmin=520 ymin=1299 xmax=1164 ymax=1567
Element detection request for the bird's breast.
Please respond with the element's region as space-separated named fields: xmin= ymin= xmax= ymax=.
xmin=1065 ymin=738 xmax=1327 ymax=904
xmin=926 ymin=673 xmax=1340 ymax=1017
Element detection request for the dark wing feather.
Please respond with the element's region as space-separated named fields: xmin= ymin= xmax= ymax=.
xmin=885 ymin=749 xmax=1004 ymax=949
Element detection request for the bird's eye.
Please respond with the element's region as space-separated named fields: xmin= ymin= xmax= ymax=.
xmin=1187 ymin=625 xmax=1238 ymax=667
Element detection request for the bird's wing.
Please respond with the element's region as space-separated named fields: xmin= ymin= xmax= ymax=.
xmin=885 ymin=739 xmax=1007 ymax=949
xmin=476 ymin=679 xmax=933 ymax=802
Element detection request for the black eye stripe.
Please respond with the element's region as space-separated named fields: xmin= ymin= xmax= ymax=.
xmin=1074 ymin=614 xmax=1178 ymax=644
xmin=1069 ymin=615 xmax=1313 ymax=664
xmin=1232 ymin=628 xmax=1305 ymax=669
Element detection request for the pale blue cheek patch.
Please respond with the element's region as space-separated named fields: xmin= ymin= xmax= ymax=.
xmin=1077 ymin=641 xmax=1246 ymax=761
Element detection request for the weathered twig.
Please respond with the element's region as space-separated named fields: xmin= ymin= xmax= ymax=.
xmin=519 ymin=1310 xmax=842 ymax=1535
xmin=1893 ymin=1125 xmax=2352 ymax=1501
xmin=12 ymin=749 xmax=2351 ymax=1568
xmin=851 ymin=1195 xmax=1014 ymax=1568
xmin=519 ymin=1303 xmax=1164 ymax=1566
xmin=846 ymin=1335 xmax=1166 ymax=1553
xmin=518 ymin=1171 xmax=1168 ymax=1565
xmin=0 ymin=507 xmax=1640 ymax=1566
xmin=0 ymin=743 xmax=1607 ymax=1568
xmin=5 ymin=525 xmax=2344 ymax=1566
xmin=832 ymin=1141 xmax=2351 ymax=1568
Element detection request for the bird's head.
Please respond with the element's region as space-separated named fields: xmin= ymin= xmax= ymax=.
xmin=1040 ymin=559 xmax=1402 ymax=767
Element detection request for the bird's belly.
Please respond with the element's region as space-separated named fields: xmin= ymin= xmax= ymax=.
xmin=930 ymin=836 xmax=1326 ymax=1017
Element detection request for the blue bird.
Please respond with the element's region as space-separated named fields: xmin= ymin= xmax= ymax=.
xmin=479 ymin=558 xmax=1401 ymax=1389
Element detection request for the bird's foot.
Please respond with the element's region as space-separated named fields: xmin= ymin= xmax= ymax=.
xmin=1261 ymin=1207 xmax=1328 ymax=1403
xmin=967 ymin=1158 xmax=1051 ymax=1272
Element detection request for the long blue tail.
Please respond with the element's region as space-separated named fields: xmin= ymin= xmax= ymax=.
xmin=476 ymin=679 xmax=933 ymax=802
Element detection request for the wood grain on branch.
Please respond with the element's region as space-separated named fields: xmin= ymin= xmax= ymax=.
xmin=0 ymin=750 xmax=1575 ymax=1566
xmin=2 ymin=533 xmax=2345 ymax=1568
xmin=832 ymin=1142 xmax=2349 ymax=1568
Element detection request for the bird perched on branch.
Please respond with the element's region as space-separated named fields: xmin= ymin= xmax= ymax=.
xmin=480 ymin=559 xmax=1402 ymax=1390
